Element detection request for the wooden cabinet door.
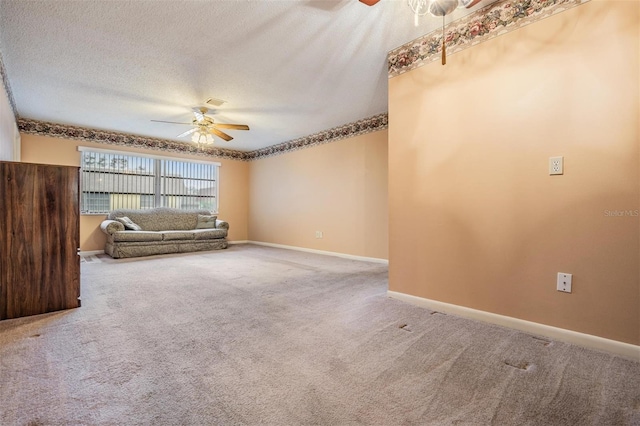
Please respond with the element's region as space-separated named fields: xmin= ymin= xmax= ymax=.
xmin=0 ymin=162 xmax=80 ymax=320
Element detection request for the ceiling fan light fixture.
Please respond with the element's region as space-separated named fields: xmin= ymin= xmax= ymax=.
xmin=191 ymin=131 xmax=215 ymax=146
xmin=408 ymin=0 xmax=431 ymax=16
xmin=408 ymin=0 xmax=470 ymax=17
xmin=428 ymin=0 xmax=458 ymax=16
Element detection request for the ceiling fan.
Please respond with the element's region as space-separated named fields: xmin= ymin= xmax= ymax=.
xmin=359 ymin=0 xmax=482 ymax=8
xmin=152 ymin=107 xmax=249 ymax=143
xmin=361 ymin=0 xmax=483 ymax=65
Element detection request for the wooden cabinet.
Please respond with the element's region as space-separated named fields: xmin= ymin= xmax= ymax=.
xmin=0 ymin=161 xmax=80 ymax=320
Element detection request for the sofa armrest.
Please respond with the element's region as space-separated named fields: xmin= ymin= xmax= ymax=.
xmin=101 ymin=219 xmax=125 ymax=235
xmin=215 ymin=219 xmax=229 ymax=231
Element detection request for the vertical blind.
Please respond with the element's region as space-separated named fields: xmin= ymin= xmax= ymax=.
xmin=80 ymin=149 xmax=219 ymax=214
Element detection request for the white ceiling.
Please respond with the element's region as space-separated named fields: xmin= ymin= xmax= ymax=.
xmin=0 ymin=0 xmax=491 ymax=152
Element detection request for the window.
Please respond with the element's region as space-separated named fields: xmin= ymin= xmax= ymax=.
xmin=79 ymin=147 xmax=219 ymax=214
xmin=81 ymin=193 xmax=110 ymax=213
xmin=140 ymin=194 xmax=155 ymax=209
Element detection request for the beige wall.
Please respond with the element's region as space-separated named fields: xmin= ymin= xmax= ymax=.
xmin=389 ymin=1 xmax=639 ymax=345
xmin=248 ymin=130 xmax=388 ymax=260
xmin=19 ymin=130 xmax=387 ymax=258
xmin=20 ymin=134 xmax=249 ymax=251
xmin=0 ymin=80 xmax=19 ymax=161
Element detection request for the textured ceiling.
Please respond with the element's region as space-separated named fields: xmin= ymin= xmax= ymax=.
xmin=0 ymin=0 xmax=491 ymax=152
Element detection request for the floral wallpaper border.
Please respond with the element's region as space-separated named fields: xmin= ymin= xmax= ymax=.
xmin=0 ymin=50 xmax=18 ymax=120
xmin=18 ymin=119 xmax=248 ymax=161
xmin=245 ymin=113 xmax=388 ymax=160
xmin=18 ymin=113 xmax=389 ymax=162
xmin=388 ymin=0 xmax=589 ymax=78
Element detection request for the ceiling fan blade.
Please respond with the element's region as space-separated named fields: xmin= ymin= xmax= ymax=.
xmin=459 ymin=0 xmax=482 ymax=8
xmin=214 ymin=123 xmax=250 ymax=130
xmin=210 ymin=128 xmax=233 ymax=142
xmin=177 ymin=128 xmax=198 ymax=138
xmin=151 ymin=120 xmax=193 ymax=125
xmin=193 ymin=110 xmax=206 ymax=122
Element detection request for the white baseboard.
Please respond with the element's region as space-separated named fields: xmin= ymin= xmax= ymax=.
xmin=79 ymin=250 xmax=105 ymax=257
xmin=247 ymin=241 xmax=388 ymax=264
xmin=228 ymin=240 xmax=248 ymax=245
xmin=388 ymin=291 xmax=639 ymax=361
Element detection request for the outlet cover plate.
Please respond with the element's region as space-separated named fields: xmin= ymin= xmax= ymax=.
xmin=557 ymin=273 xmax=572 ymax=293
xmin=549 ymin=156 xmax=564 ymax=175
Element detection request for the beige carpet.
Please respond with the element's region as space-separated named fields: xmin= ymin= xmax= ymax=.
xmin=0 ymin=244 xmax=638 ymax=425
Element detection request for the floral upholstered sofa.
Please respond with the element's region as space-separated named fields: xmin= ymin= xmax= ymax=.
xmin=100 ymin=208 xmax=228 ymax=259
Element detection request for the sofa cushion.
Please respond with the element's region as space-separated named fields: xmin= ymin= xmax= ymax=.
xmin=192 ymin=229 xmax=227 ymax=240
xmin=195 ymin=214 xmax=218 ymax=229
xmin=112 ymin=231 xmax=163 ymax=242
xmin=162 ymin=230 xmax=196 ymax=241
xmin=115 ymin=216 xmax=142 ymax=231
xmin=105 ymin=239 xmax=228 ymax=258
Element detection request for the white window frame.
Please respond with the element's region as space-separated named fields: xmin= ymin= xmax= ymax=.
xmin=78 ymin=146 xmax=220 ymax=215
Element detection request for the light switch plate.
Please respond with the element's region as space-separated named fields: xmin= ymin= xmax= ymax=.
xmin=557 ymin=273 xmax=572 ymax=293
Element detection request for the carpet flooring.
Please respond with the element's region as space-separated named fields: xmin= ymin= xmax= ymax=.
xmin=0 ymin=244 xmax=638 ymax=425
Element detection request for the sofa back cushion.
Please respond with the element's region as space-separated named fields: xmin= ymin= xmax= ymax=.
xmin=107 ymin=208 xmax=214 ymax=231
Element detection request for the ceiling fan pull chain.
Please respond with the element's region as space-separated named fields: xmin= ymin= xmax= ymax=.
xmin=442 ymin=15 xmax=446 ymax=66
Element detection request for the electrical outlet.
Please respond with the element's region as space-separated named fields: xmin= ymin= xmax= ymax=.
xmin=557 ymin=273 xmax=572 ymax=293
xmin=315 ymin=231 xmax=323 ymax=239
xmin=549 ymin=156 xmax=564 ymax=175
